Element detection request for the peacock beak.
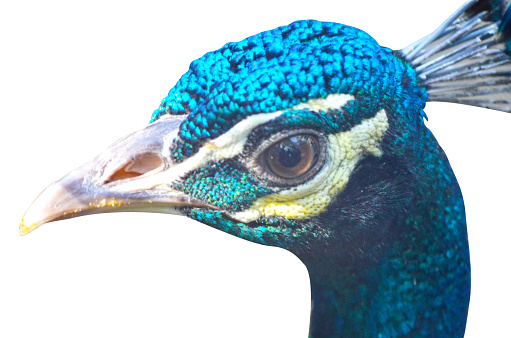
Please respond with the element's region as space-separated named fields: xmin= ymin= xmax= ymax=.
xmin=20 ymin=115 xmax=217 ymax=236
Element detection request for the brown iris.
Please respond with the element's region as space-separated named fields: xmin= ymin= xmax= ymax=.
xmin=266 ymin=135 xmax=319 ymax=179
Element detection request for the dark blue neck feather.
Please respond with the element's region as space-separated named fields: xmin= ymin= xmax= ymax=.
xmin=295 ymin=130 xmax=470 ymax=337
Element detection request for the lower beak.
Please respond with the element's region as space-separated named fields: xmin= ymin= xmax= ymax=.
xmin=20 ymin=115 xmax=215 ymax=235
xmin=19 ymin=172 xmax=204 ymax=236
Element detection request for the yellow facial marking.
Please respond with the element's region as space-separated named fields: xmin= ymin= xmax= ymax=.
xmin=234 ymin=109 xmax=389 ymax=222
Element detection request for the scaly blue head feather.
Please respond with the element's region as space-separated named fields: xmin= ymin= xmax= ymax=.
xmin=150 ymin=21 xmax=427 ymax=160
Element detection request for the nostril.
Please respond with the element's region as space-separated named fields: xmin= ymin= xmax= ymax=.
xmin=105 ymin=153 xmax=165 ymax=184
xmin=124 ymin=153 xmax=165 ymax=175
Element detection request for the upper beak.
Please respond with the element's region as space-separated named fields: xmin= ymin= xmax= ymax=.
xmin=20 ymin=115 xmax=216 ymax=235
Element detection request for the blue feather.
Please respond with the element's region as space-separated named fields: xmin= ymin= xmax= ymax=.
xmin=501 ymin=3 xmax=511 ymax=49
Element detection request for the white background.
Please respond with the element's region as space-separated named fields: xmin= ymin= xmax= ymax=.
xmin=1 ymin=0 xmax=510 ymax=337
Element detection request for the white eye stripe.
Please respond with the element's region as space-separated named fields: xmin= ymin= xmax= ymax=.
xmin=106 ymin=94 xmax=356 ymax=194
xmin=171 ymin=93 xmax=356 ymax=179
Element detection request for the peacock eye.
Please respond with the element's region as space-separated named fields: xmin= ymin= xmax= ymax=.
xmin=251 ymin=130 xmax=327 ymax=186
xmin=266 ymin=135 xmax=319 ymax=179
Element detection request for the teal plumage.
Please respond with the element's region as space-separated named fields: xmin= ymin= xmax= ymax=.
xmin=18 ymin=0 xmax=510 ymax=337
xmin=150 ymin=21 xmax=426 ymax=160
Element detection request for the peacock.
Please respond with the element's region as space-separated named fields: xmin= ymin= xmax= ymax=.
xmin=20 ymin=0 xmax=511 ymax=336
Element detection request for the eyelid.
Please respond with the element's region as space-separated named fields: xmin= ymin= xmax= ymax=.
xmin=249 ymin=129 xmax=324 ymax=159
xmin=245 ymin=129 xmax=328 ymax=187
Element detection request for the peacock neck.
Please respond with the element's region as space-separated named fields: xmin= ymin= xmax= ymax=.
xmin=297 ymin=125 xmax=470 ymax=337
xmin=307 ymin=260 xmax=383 ymax=337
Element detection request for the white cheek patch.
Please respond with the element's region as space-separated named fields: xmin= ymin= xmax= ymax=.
xmin=233 ymin=109 xmax=389 ymax=222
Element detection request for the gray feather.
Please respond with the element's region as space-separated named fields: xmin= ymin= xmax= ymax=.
xmin=397 ymin=0 xmax=511 ymax=112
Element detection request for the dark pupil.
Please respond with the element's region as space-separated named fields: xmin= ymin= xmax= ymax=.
xmin=278 ymin=142 xmax=302 ymax=168
xmin=266 ymin=135 xmax=317 ymax=179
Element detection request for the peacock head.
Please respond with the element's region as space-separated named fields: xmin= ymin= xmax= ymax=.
xmin=20 ymin=20 xmax=427 ymax=258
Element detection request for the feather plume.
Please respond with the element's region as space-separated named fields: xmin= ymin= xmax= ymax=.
xmin=398 ymin=0 xmax=511 ymax=112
